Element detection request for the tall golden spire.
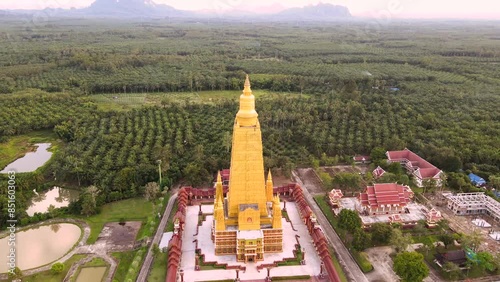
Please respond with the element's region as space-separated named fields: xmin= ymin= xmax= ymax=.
xmin=215 ymin=196 xmax=226 ymax=231
xmin=228 ymin=74 xmax=268 ymax=219
xmin=243 ymin=74 xmax=252 ymax=96
xmin=266 ymin=170 xmax=274 ymax=202
xmin=236 ymin=74 xmax=258 ymax=126
xmin=215 ymin=171 xmax=223 ymax=204
xmin=272 ymin=195 xmax=282 ymax=229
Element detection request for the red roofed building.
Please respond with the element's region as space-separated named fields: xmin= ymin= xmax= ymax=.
xmin=220 ymin=169 xmax=230 ymax=185
xmin=386 ymin=149 xmax=443 ymax=187
xmin=359 ymin=183 xmax=413 ymax=215
xmin=389 ymin=214 xmax=403 ymax=225
xmin=426 ymin=208 xmax=443 ymax=228
xmin=328 ymin=189 xmax=343 ymax=209
xmin=373 ymin=166 xmax=386 ymax=179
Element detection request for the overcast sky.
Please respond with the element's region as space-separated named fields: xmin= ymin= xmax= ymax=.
xmin=1 ymin=0 xmax=499 ymax=19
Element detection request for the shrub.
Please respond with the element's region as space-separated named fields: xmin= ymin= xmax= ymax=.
xmin=51 ymin=262 xmax=64 ymax=274
xmin=353 ymin=251 xmax=373 ymax=273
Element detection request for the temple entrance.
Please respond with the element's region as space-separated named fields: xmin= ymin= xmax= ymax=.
xmin=246 ymin=255 xmax=255 ymax=263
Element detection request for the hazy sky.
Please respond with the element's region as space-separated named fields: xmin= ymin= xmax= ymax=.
xmin=1 ymin=0 xmax=499 ymax=19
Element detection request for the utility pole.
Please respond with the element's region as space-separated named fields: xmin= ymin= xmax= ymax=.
xmin=157 ymin=160 xmax=162 ymax=189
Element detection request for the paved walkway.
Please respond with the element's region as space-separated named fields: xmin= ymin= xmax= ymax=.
xmin=137 ymin=193 xmax=178 ymax=282
xmin=292 ymin=171 xmax=369 ymax=282
xmin=180 ymin=202 xmax=322 ymax=282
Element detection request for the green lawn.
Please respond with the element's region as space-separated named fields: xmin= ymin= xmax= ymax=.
xmin=147 ymin=251 xmax=168 ymax=282
xmin=272 ymin=275 xmax=311 ymax=281
xmin=21 ymin=254 xmax=87 ymax=282
xmin=0 ymin=130 xmax=60 ymax=170
xmin=83 ymin=257 xmax=108 ymax=267
xmin=164 ymin=201 xmax=179 ymax=232
xmin=111 ymin=250 xmax=139 ymax=282
xmin=91 ymin=90 xmax=309 ymax=111
xmin=82 ymin=198 xmax=154 ymax=244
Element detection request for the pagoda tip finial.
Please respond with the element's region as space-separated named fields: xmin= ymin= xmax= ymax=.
xmin=217 ymin=171 xmax=222 ymax=183
xmin=243 ymin=74 xmax=252 ymax=96
xmin=267 ymin=169 xmax=272 ymax=180
xmin=245 ymin=74 xmax=250 ymax=87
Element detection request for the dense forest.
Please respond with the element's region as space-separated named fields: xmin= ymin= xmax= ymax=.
xmin=0 ymin=18 xmax=499 ymax=228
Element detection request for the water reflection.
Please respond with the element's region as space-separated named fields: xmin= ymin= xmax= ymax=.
xmin=1 ymin=143 xmax=53 ymax=173
xmin=50 ymin=223 xmax=61 ymax=233
xmin=0 ymin=223 xmax=81 ymax=272
xmin=75 ymin=267 xmax=107 ymax=282
xmin=27 ymin=187 xmax=80 ymax=216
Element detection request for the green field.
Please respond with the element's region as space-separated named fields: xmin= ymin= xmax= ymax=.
xmin=90 ymin=90 xmax=308 ymax=111
xmin=81 ymin=198 xmax=154 ymax=244
xmin=112 ymin=247 xmax=147 ymax=282
xmin=111 ymin=250 xmax=138 ymax=282
xmin=147 ymin=251 xmax=168 ymax=282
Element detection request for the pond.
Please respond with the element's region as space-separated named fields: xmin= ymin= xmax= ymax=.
xmin=0 ymin=143 xmax=53 ymax=173
xmin=27 ymin=187 xmax=81 ymax=216
xmin=0 ymin=223 xmax=81 ymax=272
xmin=75 ymin=266 xmax=107 ymax=282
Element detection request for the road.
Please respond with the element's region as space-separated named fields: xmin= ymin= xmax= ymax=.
xmin=292 ymin=170 xmax=369 ymax=282
xmin=136 ymin=193 xmax=178 ymax=282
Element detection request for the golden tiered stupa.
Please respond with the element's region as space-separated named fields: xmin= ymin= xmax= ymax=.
xmin=212 ymin=75 xmax=283 ymax=263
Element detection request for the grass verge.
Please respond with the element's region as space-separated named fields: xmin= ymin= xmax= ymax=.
xmin=147 ymin=250 xmax=168 ymax=282
xmin=111 ymin=249 xmax=142 ymax=282
xmin=21 ymin=254 xmax=86 ymax=282
xmin=272 ymin=275 xmax=311 ymax=280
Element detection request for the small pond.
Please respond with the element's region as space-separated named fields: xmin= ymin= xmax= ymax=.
xmin=27 ymin=187 xmax=81 ymax=216
xmin=1 ymin=143 xmax=53 ymax=173
xmin=75 ymin=266 xmax=107 ymax=282
xmin=0 ymin=223 xmax=81 ymax=272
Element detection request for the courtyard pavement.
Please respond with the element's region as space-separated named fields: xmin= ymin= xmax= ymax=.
xmin=180 ymin=202 xmax=321 ymax=282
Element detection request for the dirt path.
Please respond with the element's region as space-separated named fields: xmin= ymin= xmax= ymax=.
xmin=295 ymin=168 xmax=325 ymax=195
xmin=136 ymin=192 xmax=178 ymax=282
xmin=292 ymin=171 xmax=369 ymax=282
xmin=364 ymin=246 xmax=399 ymax=282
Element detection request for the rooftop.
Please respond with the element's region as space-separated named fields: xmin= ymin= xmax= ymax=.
xmin=359 ymin=183 xmax=412 ymax=208
xmin=340 ymin=197 xmax=426 ymax=225
xmin=387 ymin=148 xmax=442 ymax=179
xmin=237 ymin=230 xmax=264 ymax=239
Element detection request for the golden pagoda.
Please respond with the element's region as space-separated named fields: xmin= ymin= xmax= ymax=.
xmin=212 ymin=75 xmax=283 ymax=263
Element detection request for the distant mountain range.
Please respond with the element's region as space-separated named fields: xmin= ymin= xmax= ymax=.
xmin=0 ymin=0 xmax=352 ymax=20
xmin=276 ymin=3 xmax=351 ymax=20
xmin=83 ymin=0 xmax=189 ymax=17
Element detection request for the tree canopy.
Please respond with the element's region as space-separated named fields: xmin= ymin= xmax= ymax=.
xmin=393 ymin=252 xmax=429 ymax=282
xmin=338 ymin=209 xmax=362 ymax=233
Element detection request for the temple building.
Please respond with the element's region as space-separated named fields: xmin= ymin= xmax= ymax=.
xmin=328 ymin=189 xmax=343 ymax=209
xmin=372 ymin=166 xmax=386 ymax=179
xmin=359 ymin=183 xmax=413 ymax=215
xmin=212 ymin=75 xmax=283 ymax=263
xmin=426 ymin=208 xmax=443 ymax=228
xmin=386 ymin=149 xmax=443 ymax=187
